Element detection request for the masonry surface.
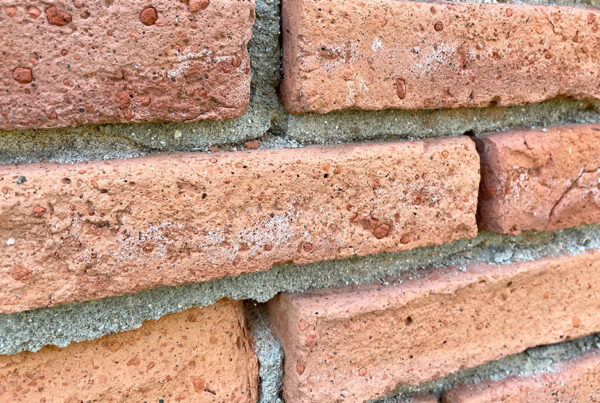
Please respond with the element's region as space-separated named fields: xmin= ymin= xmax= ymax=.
xmin=2 ymin=0 xmax=600 ymax=402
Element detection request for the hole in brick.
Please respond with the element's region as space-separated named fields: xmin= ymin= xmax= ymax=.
xmin=202 ymin=193 xmax=208 ymax=199
xmin=489 ymin=96 xmax=501 ymax=107
xmin=61 ymin=177 xmax=71 ymax=184
xmin=405 ymin=316 xmax=413 ymax=325
xmin=506 ymin=281 xmax=513 ymax=287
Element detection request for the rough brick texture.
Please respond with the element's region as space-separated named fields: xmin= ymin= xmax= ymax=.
xmin=443 ymin=350 xmax=600 ymax=402
xmin=266 ymin=251 xmax=600 ymax=402
xmin=478 ymin=124 xmax=600 ymax=235
xmin=0 ymin=138 xmax=478 ymax=313
xmin=0 ymin=299 xmax=258 ymax=402
xmin=0 ymin=0 xmax=254 ymax=130
xmin=280 ymin=0 xmax=600 ymax=114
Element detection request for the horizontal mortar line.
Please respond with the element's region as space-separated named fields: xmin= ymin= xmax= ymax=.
xmin=1 ymin=223 xmax=599 ymax=355
xmin=373 ymin=331 xmax=600 ymax=402
xmin=1 ymin=100 xmax=600 ymax=165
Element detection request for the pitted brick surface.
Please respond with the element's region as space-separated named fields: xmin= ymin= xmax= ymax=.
xmin=267 ymin=251 xmax=600 ymax=402
xmin=0 ymin=299 xmax=258 ymax=402
xmin=0 ymin=138 xmax=478 ymax=313
xmin=280 ymin=0 xmax=600 ymax=114
xmin=0 ymin=0 xmax=254 ymax=130
xmin=477 ymin=124 xmax=600 ymax=235
xmin=444 ymin=350 xmax=600 ymax=403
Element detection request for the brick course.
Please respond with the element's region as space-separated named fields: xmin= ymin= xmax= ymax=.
xmin=443 ymin=350 xmax=600 ymax=402
xmin=280 ymin=0 xmax=600 ymax=114
xmin=0 ymin=299 xmax=258 ymax=402
xmin=267 ymin=251 xmax=600 ymax=402
xmin=0 ymin=0 xmax=254 ymax=130
xmin=0 ymin=137 xmax=478 ymax=313
xmin=477 ymin=124 xmax=600 ymax=235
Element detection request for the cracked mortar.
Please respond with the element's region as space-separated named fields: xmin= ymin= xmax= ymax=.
xmin=2 ymin=224 xmax=600 ymax=355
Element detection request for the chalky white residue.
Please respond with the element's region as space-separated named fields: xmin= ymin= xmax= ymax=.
xmin=413 ymin=41 xmax=456 ymax=73
xmin=168 ymin=49 xmax=213 ymax=79
xmin=114 ymin=208 xmax=311 ymax=266
xmin=371 ymin=37 xmax=384 ymax=52
xmin=118 ymin=222 xmax=184 ymax=260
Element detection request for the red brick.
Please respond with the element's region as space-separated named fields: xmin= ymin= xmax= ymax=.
xmin=477 ymin=124 xmax=600 ymax=235
xmin=266 ymin=251 xmax=600 ymax=402
xmin=0 ymin=299 xmax=258 ymax=402
xmin=0 ymin=0 xmax=254 ymax=130
xmin=0 ymin=137 xmax=478 ymax=313
xmin=280 ymin=0 xmax=600 ymax=114
xmin=411 ymin=394 xmax=438 ymax=403
xmin=443 ymin=350 xmax=600 ymax=403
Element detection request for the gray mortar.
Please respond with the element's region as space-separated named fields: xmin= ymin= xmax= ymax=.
xmin=243 ymin=310 xmax=600 ymax=403
xmin=1 ymin=0 xmax=600 ymax=163
xmin=3 ymin=224 xmax=600 ymax=355
xmin=0 ymin=0 xmax=284 ymax=164
xmin=246 ymin=302 xmax=284 ymax=403
xmin=285 ymin=99 xmax=600 ymax=146
xmin=375 ymin=333 xmax=600 ymax=402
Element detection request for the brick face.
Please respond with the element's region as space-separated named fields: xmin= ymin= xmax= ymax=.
xmin=0 ymin=299 xmax=258 ymax=402
xmin=266 ymin=251 xmax=600 ymax=402
xmin=280 ymin=0 xmax=600 ymax=114
xmin=0 ymin=138 xmax=478 ymax=313
xmin=477 ymin=124 xmax=600 ymax=235
xmin=0 ymin=0 xmax=254 ymax=130
xmin=443 ymin=351 xmax=600 ymax=403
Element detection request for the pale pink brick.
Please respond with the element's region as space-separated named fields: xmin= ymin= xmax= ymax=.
xmin=0 ymin=0 xmax=254 ymax=130
xmin=281 ymin=0 xmax=600 ymax=114
xmin=0 ymin=300 xmax=258 ymax=402
xmin=267 ymin=251 xmax=600 ymax=402
xmin=478 ymin=124 xmax=600 ymax=235
xmin=0 ymin=137 xmax=479 ymax=313
xmin=444 ymin=350 xmax=600 ymax=403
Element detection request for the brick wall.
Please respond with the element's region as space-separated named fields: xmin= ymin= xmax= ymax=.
xmin=1 ymin=0 xmax=600 ymax=401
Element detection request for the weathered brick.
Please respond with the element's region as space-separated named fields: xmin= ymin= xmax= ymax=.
xmin=477 ymin=124 xmax=600 ymax=235
xmin=0 ymin=138 xmax=478 ymax=313
xmin=0 ymin=299 xmax=258 ymax=402
xmin=280 ymin=0 xmax=600 ymax=114
xmin=410 ymin=394 xmax=438 ymax=403
xmin=0 ymin=0 xmax=254 ymax=130
xmin=443 ymin=350 xmax=600 ymax=403
xmin=266 ymin=251 xmax=600 ymax=402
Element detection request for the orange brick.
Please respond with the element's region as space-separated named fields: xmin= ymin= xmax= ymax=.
xmin=0 ymin=0 xmax=254 ymax=130
xmin=478 ymin=123 xmax=600 ymax=235
xmin=0 ymin=299 xmax=258 ymax=402
xmin=0 ymin=138 xmax=479 ymax=313
xmin=443 ymin=350 xmax=600 ymax=402
xmin=266 ymin=251 xmax=600 ymax=402
xmin=280 ymin=0 xmax=600 ymax=114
